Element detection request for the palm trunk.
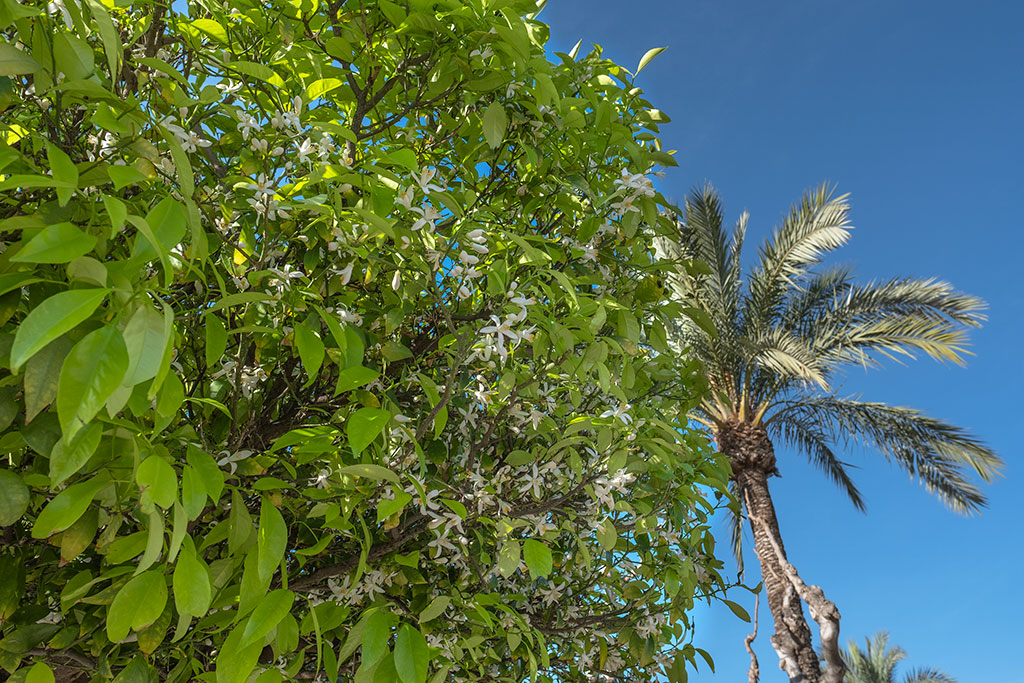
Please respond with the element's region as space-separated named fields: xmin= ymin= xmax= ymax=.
xmin=718 ymin=422 xmax=821 ymax=683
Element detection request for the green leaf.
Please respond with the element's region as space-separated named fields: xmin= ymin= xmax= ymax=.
xmin=47 ymin=144 xmax=79 ymax=206
xmin=376 ymin=490 xmax=412 ymax=523
xmin=32 ymin=472 xmax=109 ymax=538
xmin=498 ymin=540 xmax=520 ymax=578
xmin=56 ymin=325 xmax=127 ymax=439
xmin=256 ymin=497 xmax=286 ymax=583
xmin=0 ymin=43 xmax=41 ymax=75
xmin=112 ymin=655 xmax=151 ymax=683
xmin=0 ymin=469 xmax=29 ymax=526
xmin=361 ymin=609 xmax=391 ymax=666
xmin=187 ymin=446 xmax=224 ymax=502
xmin=723 ymin=599 xmax=751 ymax=623
xmin=215 ymin=621 xmax=263 ymax=683
xmin=394 ymin=624 xmax=429 ymax=683
xmin=107 ymin=571 xmax=167 ymax=642
xmin=10 ymin=288 xmax=109 ymax=370
xmin=229 ymin=61 xmax=279 ymax=84
xmin=306 ymin=77 xmax=344 ymax=100
xmin=522 ymin=539 xmax=552 ymax=579
xmin=338 ymin=463 xmax=400 ymax=485
xmin=482 ymin=102 xmax=508 ymax=149
xmin=635 ymin=46 xmax=667 ymax=76
xmin=25 ymin=662 xmax=55 ymax=683
xmin=173 ymin=543 xmax=212 ymax=616
xmin=122 ymin=302 xmax=168 ymax=386
xmin=335 ymin=365 xmax=380 ymax=394
xmin=85 ymin=0 xmax=122 ymax=78
xmin=205 ymin=314 xmax=228 ymax=366
xmin=191 ymin=18 xmax=228 ymax=42
xmin=49 ymin=420 xmax=102 ymax=485
xmin=346 ymin=407 xmax=391 ymax=453
xmin=11 ymin=223 xmax=96 ymax=263
xmin=240 ymin=589 xmax=294 ymax=647
xmin=598 ymin=518 xmax=617 ymax=550
xmin=136 ymin=509 xmax=164 ymax=574
xmin=137 ymin=456 xmax=177 ymax=509
xmin=23 ymin=335 xmax=71 ymax=423
xmin=294 ymin=323 xmax=325 ymax=381
xmin=418 ymin=596 xmax=449 ymax=623
xmin=108 ymin=164 xmax=148 ymax=190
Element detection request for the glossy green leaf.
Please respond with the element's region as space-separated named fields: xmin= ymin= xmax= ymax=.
xmin=23 ymin=335 xmax=71 ymax=423
xmin=294 ymin=322 xmax=325 ymax=381
xmin=11 ymin=223 xmax=96 ymax=263
xmin=338 ymin=463 xmax=400 ymax=484
xmin=56 ymin=324 xmax=128 ymax=439
xmin=335 ymin=365 xmax=380 ymax=394
xmin=191 ymin=18 xmax=228 ymax=42
xmin=723 ymin=599 xmax=751 ymax=623
xmin=10 ymin=289 xmax=109 ymax=370
xmin=173 ymin=544 xmax=212 ymax=616
xmin=215 ymin=622 xmax=263 ymax=683
xmin=0 ymin=469 xmax=29 ymax=526
xmin=205 ymin=314 xmax=227 ymax=366
xmin=122 ymin=302 xmax=168 ymax=385
xmin=0 ymin=43 xmax=41 ymax=75
xmin=635 ymin=46 xmax=667 ymax=76
xmin=598 ymin=518 xmax=617 ymax=550
xmin=306 ymin=77 xmax=344 ymax=100
xmin=49 ymin=420 xmax=102 ymax=484
xmin=32 ymin=473 xmax=109 ymax=538
xmin=256 ymin=497 xmax=286 ymax=583
xmin=522 ymin=539 xmax=552 ymax=579
xmin=361 ymin=609 xmax=391 ymax=666
xmin=394 ymin=624 xmax=429 ymax=683
xmin=25 ymin=662 xmax=55 ymax=683
xmin=346 ymin=407 xmax=392 ymax=453
xmin=497 ymin=540 xmax=520 ymax=578
xmin=418 ymin=596 xmax=449 ymax=623
xmin=47 ymin=143 xmax=79 ymax=206
xmin=107 ymin=571 xmax=167 ymax=642
xmin=137 ymin=456 xmax=177 ymax=509
xmin=240 ymin=588 xmax=294 ymax=646
xmin=482 ymin=102 xmax=507 ymax=149
xmin=85 ymin=0 xmax=122 ymax=77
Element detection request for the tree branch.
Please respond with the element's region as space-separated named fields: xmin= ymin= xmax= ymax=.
xmin=745 ymin=591 xmax=760 ymax=683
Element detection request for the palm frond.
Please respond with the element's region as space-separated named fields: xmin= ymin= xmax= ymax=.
xmin=774 ymin=397 xmax=1003 ymax=514
xmin=751 ymin=328 xmax=830 ymax=389
xmin=743 ymin=184 xmax=852 ymax=339
xmin=728 ymin=477 xmax=746 ymax=578
xmin=903 ymin=667 xmax=957 ymax=683
xmin=818 ymin=315 xmax=976 ymax=368
xmin=768 ymin=414 xmax=865 ymax=511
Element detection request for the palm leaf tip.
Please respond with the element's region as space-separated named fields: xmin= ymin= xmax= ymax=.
xmin=777 ymin=397 xmax=1003 ymax=515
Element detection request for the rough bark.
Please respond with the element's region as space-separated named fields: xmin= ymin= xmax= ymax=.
xmin=757 ymin=531 xmax=846 ymax=683
xmin=717 ymin=421 xmax=821 ymax=683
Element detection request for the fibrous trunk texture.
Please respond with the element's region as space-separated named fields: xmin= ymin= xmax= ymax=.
xmin=717 ymin=421 xmax=821 ymax=683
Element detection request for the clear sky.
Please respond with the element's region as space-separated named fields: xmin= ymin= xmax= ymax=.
xmin=540 ymin=1 xmax=1023 ymax=680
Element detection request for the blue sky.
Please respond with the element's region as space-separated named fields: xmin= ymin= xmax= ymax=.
xmin=541 ymin=1 xmax=1022 ymax=680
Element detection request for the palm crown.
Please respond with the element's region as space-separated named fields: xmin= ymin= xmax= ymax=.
xmin=842 ymin=631 xmax=957 ymax=683
xmin=661 ymin=183 xmax=1001 ymax=525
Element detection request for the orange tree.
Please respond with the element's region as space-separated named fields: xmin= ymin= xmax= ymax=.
xmin=0 ymin=1 xmax=732 ymax=682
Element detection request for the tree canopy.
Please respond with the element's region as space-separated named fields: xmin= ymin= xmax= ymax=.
xmin=0 ymin=1 xmax=732 ymax=682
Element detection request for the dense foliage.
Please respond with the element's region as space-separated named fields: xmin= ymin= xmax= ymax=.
xmin=0 ymin=1 xmax=733 ymax=681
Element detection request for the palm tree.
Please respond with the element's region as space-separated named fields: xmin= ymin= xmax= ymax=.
xmin=842 ymin=631 xmax=957 ymax=683
xmin=657 ymin=184 xmax=1002 ymax=683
